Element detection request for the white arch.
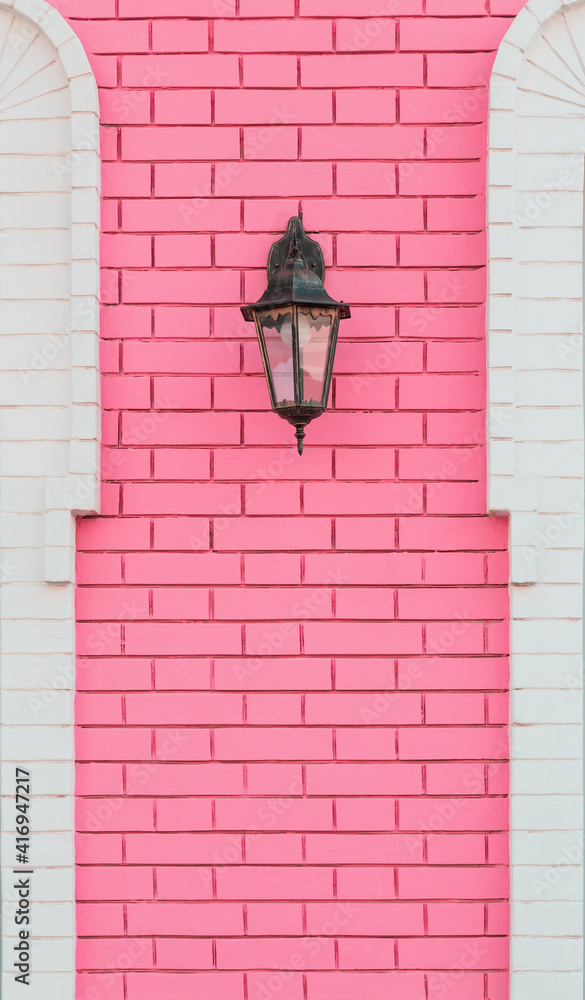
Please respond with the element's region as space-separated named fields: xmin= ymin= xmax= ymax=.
xmin=0 ymin=1 xmax=100 ymax=997
xmin=488 ymin=1 xmax=584 ymax=997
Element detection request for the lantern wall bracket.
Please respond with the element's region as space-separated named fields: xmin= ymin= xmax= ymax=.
xmin=266 ymin=216 xmax=325 ymax=283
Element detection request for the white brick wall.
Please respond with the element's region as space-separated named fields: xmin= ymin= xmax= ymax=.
xmin=0 ymin=2 xmax=100 ymax=997
xmin=489 ymin=2 xmax=585 ymax=997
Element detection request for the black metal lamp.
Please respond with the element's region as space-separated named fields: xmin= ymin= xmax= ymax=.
xmin=241 ymin=215 xmax=351 ymax=454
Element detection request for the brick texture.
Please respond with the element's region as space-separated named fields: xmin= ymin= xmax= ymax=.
xmin=64 ymin=0 xmax=522 ymax=995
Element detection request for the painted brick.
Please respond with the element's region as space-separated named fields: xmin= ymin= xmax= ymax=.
xmin=306 ymin=693 xmax=419 ymax=725
xmin=215 ymin=867 xmax=333 ymax=900
xmin=334 ymin=519 xmax=397 ymax=551
xmin=337 ymin=235 xmax=397 ymax=267
xmin=302 ymin=126 xmax=424 ymax=160
xmin=154 ymin=90 xmax=212 ymax=124
xmin=304 ymin=483 xmax=423 ymax=515
xmin=400 ymin=87 xmax=487 ymax=124
xmin=214 ymin=658 xmax=331 ymax=691
xmin=154 ymin=236 xmax=211 ymax=267
xmin=399 ymin=727 xmax=508 ymax=761
xmin=100 ymin=305 xmax=152 ymax=340
xmin=336 ymin=163 xmax=396 ymax=196
xmin=73 ymin=19 xmax=149 ymax=53
xmin=302 ymin=198 xmax=424 ymax=232
xmin=246 ymin=694 xmax=303 ymax=724
xmin=215 ymin=728 xmax=332 ymax=760
xmin=122 ymin=126 xmax=239 ymax=161
xmin=208 ymin=162 xmax=334 ymax=198
xmin=302 ymin=0 xmax=422 ymax=9
xmin=124 ymin=623 xmax=241 ymax=655
xmin=127 ymin=904 xmax=243 ymax=936
xmin=123 ymin=198 xmax=238 ymax=233
xmin=427 ymin=51 xmax=497 ymax=88
xmin=100 ymin=90 xmax=150 ymax=125
xmin=336 ymin=18 xmax=396 ymax=52
xmin=74 ymin=0 xmax=513 ymax=990
xmin=123 ymin=269 xmax=241 ymax=305
xmin=212 ymin=517 xmax=332 ymax=551
xmin=124 ymin=341 xmax=240 ymax=374
xmin=121 ymin=55 xmax=239 ymax=88
xmin=399 ymin=516 xmax=507 ymax=551
xmin=399 ymin=161 xmax=486 ymax=198
xmin=152 ymin=20 xmax=209 ymax=52
xmin=243 ymin=55 xmax=298 ymax=87
xmin=304 ymin=623 xmax=422 ymax=655
xmin=301 ymin=54 xmax=423 ymax=87
xmin=398 ymin=867 xmax=509 ymax=900
xmin=399 ymin=375 xmax=483 ymax=410
xmin=215 ymin=19 xmax=333 ymax=52
xmin=400 ymin=234 xmax=485 ymax=267
xmin=215 ymin=90 xmax=332 ymax=124
xmin=427 ymin=196 xmax=487 ymax=232
xmin=125 ymin=552 xmax=240 ymax=584
xmin=401 ymin=17 xmax=508 ymax=51
xmin=213 ymin=448 xmax=331 ymax=481
xmin=399 ymin=588 xmax=507 ymax=620
xmin=122 ymin=411 xmax=239 ymax=445
xmin=122 ymin=483 xmax=241 ymax=516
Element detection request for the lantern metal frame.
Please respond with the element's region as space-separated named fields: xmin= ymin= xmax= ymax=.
xmin=241 ymin=216 xmax=351 ymax=454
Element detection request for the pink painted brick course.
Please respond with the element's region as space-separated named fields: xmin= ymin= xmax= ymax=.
xmin=77 ymin=0 xmax=510 ymax=992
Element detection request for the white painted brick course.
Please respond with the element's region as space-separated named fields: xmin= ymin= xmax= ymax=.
xmin=0 ymin=4 xmax=100 ymax=997
xmin=489 ymin=2 xmax=585 ymax=993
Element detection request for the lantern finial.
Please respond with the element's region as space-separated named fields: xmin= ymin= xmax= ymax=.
xmin=295 ymin=426 xmax=306 ymax=455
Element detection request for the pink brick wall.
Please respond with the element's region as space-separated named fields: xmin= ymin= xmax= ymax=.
xmin=66 ymin=1 xmax=523 ymax=997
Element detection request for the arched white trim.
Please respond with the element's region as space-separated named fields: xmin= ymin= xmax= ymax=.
xmin=0 ymin=1 xmax=100 ymax=997
xmin=488 ymin=2 xmax=584 ymax=997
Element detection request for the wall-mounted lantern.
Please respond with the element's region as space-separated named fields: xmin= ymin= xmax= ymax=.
xmin=241 ymin=216 xmax=351 ymax=454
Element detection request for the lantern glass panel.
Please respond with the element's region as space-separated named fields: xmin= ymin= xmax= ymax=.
xmin=257 ymin=307 xmax=295 ymax=406
xmin=298 ymin=307 xmax=337 ymax=405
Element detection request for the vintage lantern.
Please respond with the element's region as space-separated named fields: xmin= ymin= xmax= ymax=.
xmin=241 ymin=216 xmax=351 ymax=454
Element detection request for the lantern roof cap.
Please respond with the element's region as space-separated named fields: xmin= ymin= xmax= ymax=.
xmin=241 ymin=216 xmax=351 ymax=322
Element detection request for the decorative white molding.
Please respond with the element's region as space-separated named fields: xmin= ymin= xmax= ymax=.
xmin=489 ymin=3 xmax=584 ymax=998
xmin=0 ymin=2 xmax=100 ymax=997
